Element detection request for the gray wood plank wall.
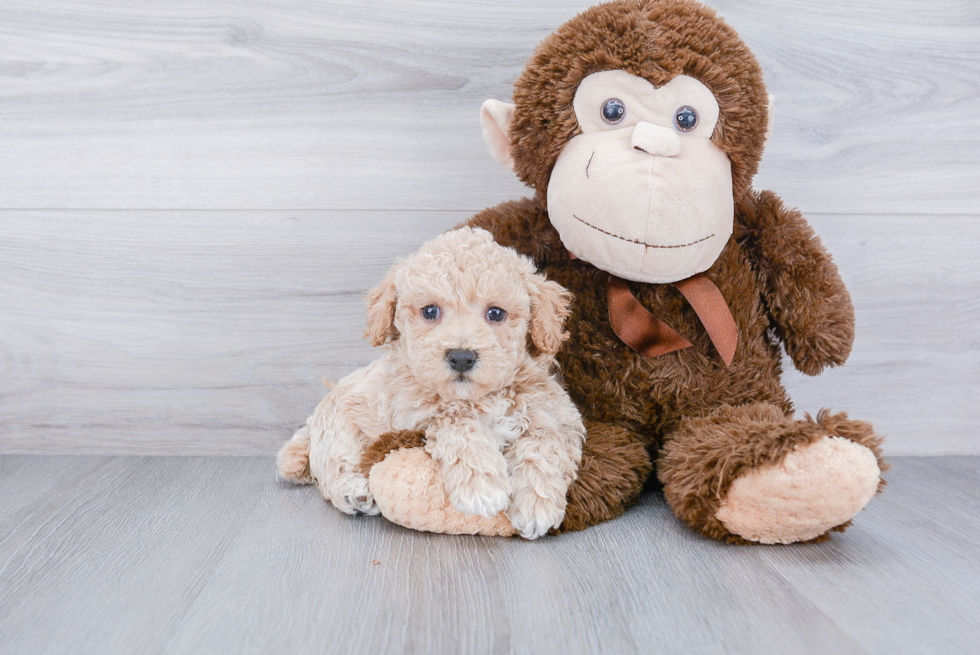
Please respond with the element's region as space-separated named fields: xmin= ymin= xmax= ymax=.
xmin=1 ymin=0 xmax=978 ymax=455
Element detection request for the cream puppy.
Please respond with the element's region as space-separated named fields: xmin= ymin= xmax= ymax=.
xmin=277 ymin=227 xmax=586 ymax=539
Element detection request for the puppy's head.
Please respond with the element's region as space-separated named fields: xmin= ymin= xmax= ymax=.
xmin=365 ymin=227 xmax=572 ymax=400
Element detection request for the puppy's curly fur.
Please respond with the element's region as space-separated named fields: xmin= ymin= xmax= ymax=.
xmin=277 ymin=227 xmax=586 ymax=539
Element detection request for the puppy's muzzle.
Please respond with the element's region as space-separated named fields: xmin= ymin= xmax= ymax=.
xmin=446 ymin=349 xmax=478 ymax=373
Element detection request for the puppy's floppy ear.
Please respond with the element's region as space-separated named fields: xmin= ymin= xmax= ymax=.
xmin=527 ymin=272 xmax=573 ymax=356
xmin=364 ymin=264 xmax=400 ymax=347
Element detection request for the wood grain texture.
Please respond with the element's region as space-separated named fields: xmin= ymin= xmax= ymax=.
xmin=0 ymin=455 xmax=977 ymax=654
xmin=0 ymin=209 xmax=468 ymax=455
xmin=0 ymin=0 xmax=976 ymax=213
xmin=755 ymin=457 xmax=980 ymax=653
xmin=2 ymin=210 xmax=977 ymax=455
xmin=0 ymin=456 xmax=271 ymax=655
xmin=781 ymin=213 xmax=980 ymax=455
xmin=1 ymin=0 xmax=977 ymax=456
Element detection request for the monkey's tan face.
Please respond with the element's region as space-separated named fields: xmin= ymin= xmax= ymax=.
xmin=546 ymin=70 xmax=734 ymax=284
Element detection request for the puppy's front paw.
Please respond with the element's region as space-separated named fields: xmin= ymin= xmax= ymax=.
xmin=506 ymin=493 xmax=564 ymax=540
xmin=446 ymin=470 xmax=512 ymax=518
xmin=330 ymin=475 xmax=380 ymax=516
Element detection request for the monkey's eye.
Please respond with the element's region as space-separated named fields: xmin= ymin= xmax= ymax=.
xmin=485 ymin=307 xmax=507 ymax=323
xmin=601 ymin=98 xmax=626 ymax=125
xmin=421 ymin=305 xmax=441 ymax=321
xmin=673 ymin=106 xmax=699 ymax=132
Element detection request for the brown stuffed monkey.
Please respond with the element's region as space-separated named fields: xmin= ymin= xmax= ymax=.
xmin=363 ymin=0 xmax=886 ymax=544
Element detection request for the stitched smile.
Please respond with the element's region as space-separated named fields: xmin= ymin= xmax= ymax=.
xmin=572 ymin=215 xmax=714 ymax=249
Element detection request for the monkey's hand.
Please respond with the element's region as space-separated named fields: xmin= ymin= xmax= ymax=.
xmin=737 ymin=189 xmax=855 ymax=375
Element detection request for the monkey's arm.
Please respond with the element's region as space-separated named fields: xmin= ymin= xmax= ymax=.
xmin=460 ymin=197 xmax=568 ymax=266
xmin=736 ymin=189 xmax=855 ymax=376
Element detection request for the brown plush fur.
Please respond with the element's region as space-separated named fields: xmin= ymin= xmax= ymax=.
xmin=659 ymin=406 xmax=886 ymax=543
xmin=358 ymin=430 xmax=426 ymax=477
xmin=369 ymin=0 xmax=884 ymax=541
xmin=456 ymin=189 xmax=874 ymax=540
xmin=369 ymin=182 xmax=883 ymax=541
xmin=484 ymin=0 xmax=884 ymax=541
xmin=510 ymin=0 xmax=769 ymax=203
xmin=557 ymin=420 xmax=654 ymax=532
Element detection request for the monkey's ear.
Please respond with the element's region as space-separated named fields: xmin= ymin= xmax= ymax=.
xmin=480 ymin=100 xmax=516 ymax=171
xmin=364 ymin=265 xmax=400 ymax=347
xmin=765 ymin=94 xmax=776 ymax=143
xmin=527 ymin=273 xmax=573 ymax=357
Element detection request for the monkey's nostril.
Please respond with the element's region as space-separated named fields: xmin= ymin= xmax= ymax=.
xmin=446 ymin=348 xmax=478 ymax=373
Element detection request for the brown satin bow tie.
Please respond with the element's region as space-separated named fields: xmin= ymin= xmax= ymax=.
xmin=565 ymin=250 xmax=738 ymax=366
xmin=605 ymin=273 xmax=738 ymax=366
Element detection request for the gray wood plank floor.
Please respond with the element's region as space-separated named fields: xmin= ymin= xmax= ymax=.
xmin=1 ymin=455 xmax=977 ymax=655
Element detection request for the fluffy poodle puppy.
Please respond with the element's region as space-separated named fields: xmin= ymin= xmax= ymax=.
xmin=277 ymin=227 xmax=586 ymax=539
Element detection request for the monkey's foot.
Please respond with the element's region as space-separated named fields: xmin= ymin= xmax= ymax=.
xmin=367 ymin=447 xmax=517 ymax=537
xmin=715 ymin=436 xmax=881 ymax=544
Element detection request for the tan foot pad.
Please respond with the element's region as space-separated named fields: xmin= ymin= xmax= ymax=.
xmin=715 ymin=436 xmax=881 ymax=544
xmin=368 ymin=447 xmax=517 ymax=537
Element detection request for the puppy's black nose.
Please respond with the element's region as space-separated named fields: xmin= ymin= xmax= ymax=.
xmin=446 ymin=349 xmax=478 ymax=373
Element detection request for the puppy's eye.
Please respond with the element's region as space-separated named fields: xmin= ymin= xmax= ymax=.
xmin=485 ymin=307 xmax=507 ymax=323
xmin=673 ymin=105 xmax=698 ymax=132
xmin=421 ymin=305 xmax=440 ymax=321
xmin=601 ymin=98 xmax=626 ymax=125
